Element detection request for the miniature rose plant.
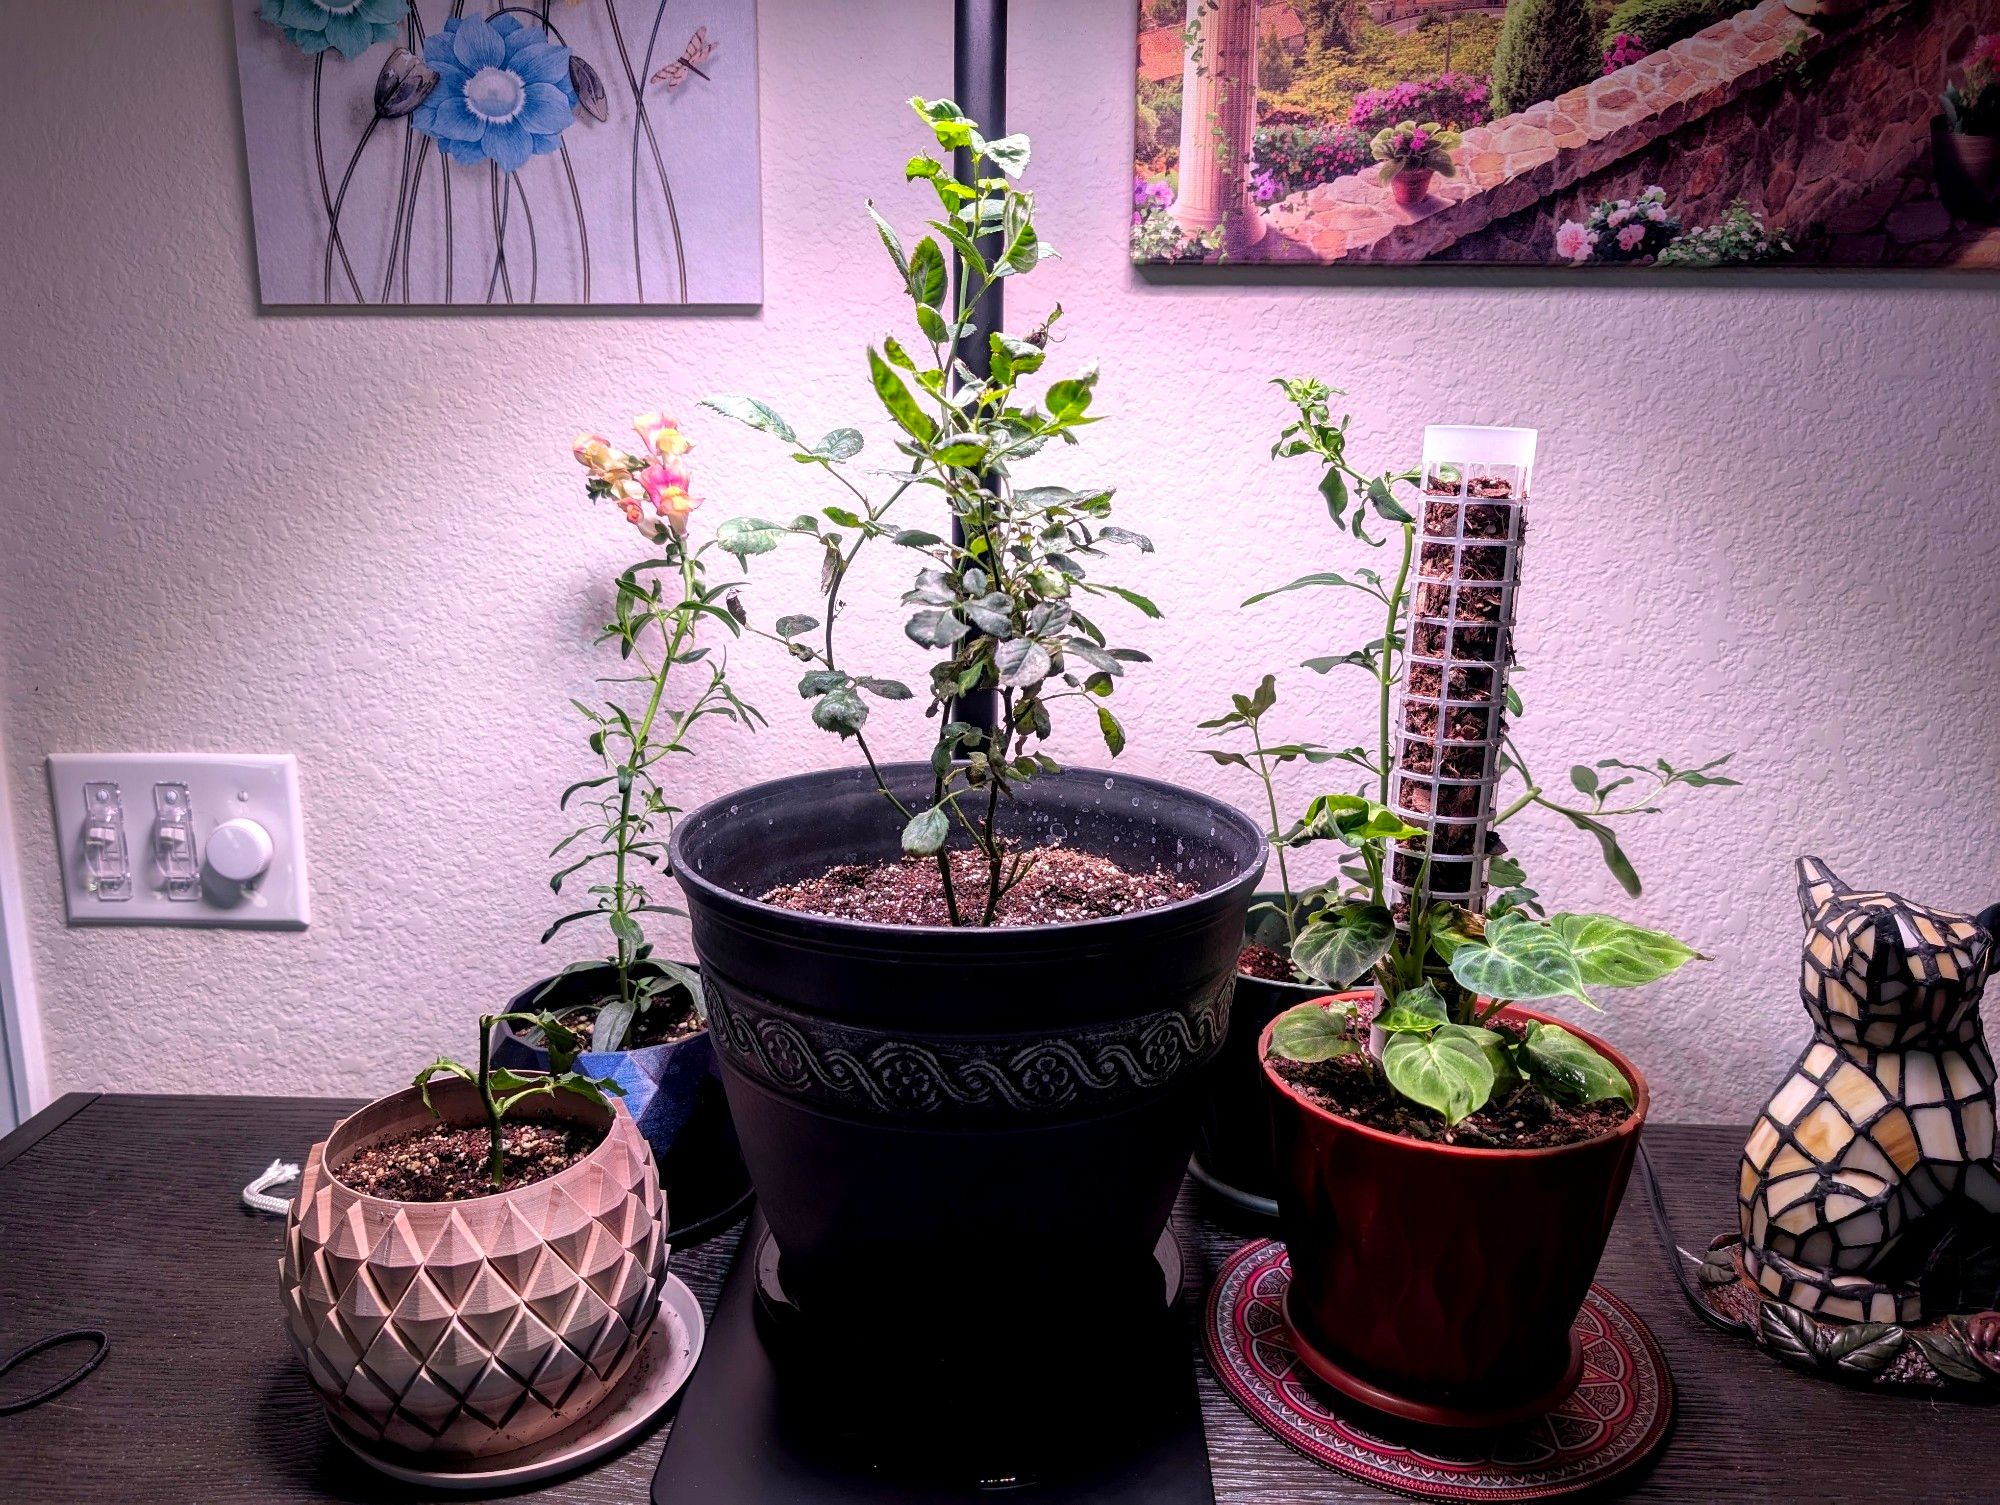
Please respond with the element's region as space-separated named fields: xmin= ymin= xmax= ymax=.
xmin=1558 ymin=186 xmax=1681 ymax=263
xmin=545 ymin=413 xmax=763 ymax=1048
xmin=705 ymin=98 xmax=1160 ymax=925
xmin=1370 ymin=120 xmax=1462 ymax=183
xmin=1234 ymin=378 xmax=1736 ymax=1130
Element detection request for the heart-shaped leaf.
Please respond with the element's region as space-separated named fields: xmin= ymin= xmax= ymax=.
xmin=1521 ymin=1021 xmax=1633 ymax=1106
xmin=1291 ymin=905 xmax=1395 ymax=988
xmin=1374 ymin=981 xmax=1448 ymax=1034
xmin=1382 ymin=1025 xmax=1497 ymax=1125
xmin=1448 ymin=912 xmax=1590 ymax=1006
xmin=1550 ymin=913 xmax=1704 ymax=989
xmin=1268 ymin=1000 xmax=1358 ymax=1063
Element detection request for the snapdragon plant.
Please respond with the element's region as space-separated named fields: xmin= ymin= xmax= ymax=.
xmin=701 ymin=99 xmax=1157 ymax=926
xmin=416 ymin=1012 xmax=624 ymax=1189
xmin=1245 ymin=379 xmax=1737 ymax=1128
xmin=545 ymin=418 xmax=763 ymax=1049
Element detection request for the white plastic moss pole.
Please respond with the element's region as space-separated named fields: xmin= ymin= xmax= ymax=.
xmin=1388 ymin=425 xmax=1538 ymax=916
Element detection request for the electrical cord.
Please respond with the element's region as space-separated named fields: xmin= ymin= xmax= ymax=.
xmin=1636 ymin=1136 xmax=1751 ymax=1335
xmin=0 ymin=1329 xmax=109 ymax=1415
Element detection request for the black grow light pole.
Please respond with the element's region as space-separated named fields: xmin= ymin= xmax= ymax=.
xmin=950 ymin=0 xmax=1006 ymax=738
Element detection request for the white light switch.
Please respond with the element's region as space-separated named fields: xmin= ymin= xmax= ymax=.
xmin=47 ymin=753 xmax=309 ymax=928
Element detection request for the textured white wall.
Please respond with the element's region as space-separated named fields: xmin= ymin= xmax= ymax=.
xmin=3 ymin=1 xmax=1997 ymax=1122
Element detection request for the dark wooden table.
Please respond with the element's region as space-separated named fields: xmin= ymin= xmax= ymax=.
xmin=1 ymin=1095 xmax=1990 ymax=1503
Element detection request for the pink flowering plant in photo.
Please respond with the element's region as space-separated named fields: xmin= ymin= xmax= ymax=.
xmin=1943 ymin=32 xmax=2000 ymax=134
xmin=1370 ymin=121 xmax=1462 ymax=184
xmin=1252 ymin=124 xmax=1373 ymax=198
xmin=1557 ymin=186 xmax=1681 ymax=264
xmin=1350 ymin=74 xmax=1492 ymax=135
xmin=549 ymin=412 xmax=764 ymax=1048
xmin=1602 ymin=33 xmax=1650 ymax=74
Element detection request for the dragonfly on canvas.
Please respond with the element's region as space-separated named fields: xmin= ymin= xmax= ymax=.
xmin=652 ymin=27 xmax=715 ymax=89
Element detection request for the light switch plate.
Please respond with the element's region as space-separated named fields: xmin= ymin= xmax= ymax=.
xmin=47 ymin=753 xmax=310 ymax=928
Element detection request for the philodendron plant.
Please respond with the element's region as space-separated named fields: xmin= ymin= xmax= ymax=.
xmin=416 ymin=1012 xmax=623 ymax=1189
xmin=546 ymin=415 xmax=763 ymax=1049
xmin=1240 ymin=379 xmax=1736 ymax=1129
xmin=700 ymin=98 xmax=1157 ymax=926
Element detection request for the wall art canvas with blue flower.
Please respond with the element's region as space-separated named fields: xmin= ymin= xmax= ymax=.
xmin=232 ymin=1 xmax=762 ymax=305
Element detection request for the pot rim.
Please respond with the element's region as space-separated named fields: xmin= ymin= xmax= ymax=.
xmin=319 ymin=1077 xmax=629 ymax=1211
xmin=1259 ymin=995 xmax=1650 ymax=1159
xmin=671 ymin=762 xmax=1267 ymax=940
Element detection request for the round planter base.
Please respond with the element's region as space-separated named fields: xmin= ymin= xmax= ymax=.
xmin=325 ymin=1274 xmax=704 ymax=1491
xmin=1282 ymin=1283 xmax=1583 ymax=1428
xmin=1209 ymin=1239 xmax=1675 ymax=1500
xmin=749 ymin=1223 xmax=1188 ymax=1486
xmin=1188 ymin=1153 xmax=1280 ymax=1220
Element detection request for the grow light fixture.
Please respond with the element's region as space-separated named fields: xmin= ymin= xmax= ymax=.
xmin=1388 ymin=425 xmax=1536 ymax=915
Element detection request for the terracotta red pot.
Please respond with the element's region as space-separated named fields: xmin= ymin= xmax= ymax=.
xmin=1391 ymin=167 xmax=1434 ymax=208
xmin=1261 ymin=1003 xmax=1648 ymax=1427
xmin=1934 ymin=119 xmax=2000 ymax=226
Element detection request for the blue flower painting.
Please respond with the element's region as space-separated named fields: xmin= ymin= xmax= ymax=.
xmin=413 ymin=14 xmax=578 ymax=174
xmin=233 ymin=1 xmax=765 ymax=307
xmin=259 ymin=0 xmax=407 ymax=60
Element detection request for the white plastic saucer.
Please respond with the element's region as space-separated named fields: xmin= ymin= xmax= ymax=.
xmin=328 ymin=1272 xmax=704 ymax=1491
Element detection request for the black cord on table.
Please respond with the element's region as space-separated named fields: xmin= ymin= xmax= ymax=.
xmin=0 ymin=1329 xmax=109 ymax=1415
xmin=1636 ymin=1136 xmax=1751 ymax=1335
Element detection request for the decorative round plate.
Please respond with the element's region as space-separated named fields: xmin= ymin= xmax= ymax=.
xmin=329 ymin=1273 xmax=704 ymax=1492
xmin=1206 ymin=1240 xmax=1674 ymax=1502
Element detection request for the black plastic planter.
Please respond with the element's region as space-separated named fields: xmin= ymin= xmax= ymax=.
xmin=1191 ymin=894 xmax=1322 ymax=1216
xmin=671 ymin=763 xmax=1263 ymax=1454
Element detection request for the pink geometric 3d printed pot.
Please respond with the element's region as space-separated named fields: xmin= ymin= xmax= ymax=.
xmin=277 ymin=1080 xmax=666 ymax=1458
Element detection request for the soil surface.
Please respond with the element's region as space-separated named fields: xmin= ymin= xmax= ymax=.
xmin=1237 ymin=942 xmax=1298 ymax=982
xmin=761 ymin=844 xmax=1197 ymax=927
xmin=553 ymin=1004 xmax=700 ymax=1050
xmin=1272 ymin=1042 xmax=1631 ymax=1150
xmin=338 ymin=1120 xmax=604 ymax=1201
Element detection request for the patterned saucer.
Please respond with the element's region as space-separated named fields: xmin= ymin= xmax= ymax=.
xmin=1206 ymin=1239 xmax=1674 ymax=1502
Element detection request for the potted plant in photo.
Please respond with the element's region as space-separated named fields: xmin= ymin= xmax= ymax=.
xmin=279 ymin=1013 xmax=666 ymax=1459
xmin=492 ymin=415 xmax=758 ymax=1239
xmin=675 ymin=98 xmax=1265 ymax=1465
xmin=1937 ymin=33 xmax=2000 ymax=225
xmin=1197 ymin=381 xmax=1733 ymax=1217
xmin=1250 ymin=385 xmax=1736 ymax=1425
xmin=1370 ymin=119 xmax=1460 ymax=208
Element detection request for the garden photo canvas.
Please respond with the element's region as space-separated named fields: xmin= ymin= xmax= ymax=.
xmin=1132 ymin=0 xmax=2000 ymax=267
xmin=233 ymin=0 xmax=763 ymax=306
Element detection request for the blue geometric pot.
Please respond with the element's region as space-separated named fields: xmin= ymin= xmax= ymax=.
xmin=492 ymin=961 xmax=752 ymax=1243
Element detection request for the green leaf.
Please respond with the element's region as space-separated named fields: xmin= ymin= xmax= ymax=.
xmin=1046 ymin=369 xmax=1097 ymax=422
xmin=1824 ymin=1323 xmax=1906 ymax=1379
xmin=1375 ymin=981 xmax=1448 ymax=1034
xmin=700 ymin=394 xmax=796 ymax=444
xmin=1292 ymin=905 xmax=1396 ymax=988
xmin=1242 ymin=572 xmax=1367 ymax=608
xmin=1913 ymin=1327 xmax=1990 ymax=1385
xmin=906 ymin=608 xmax=972 ymax=647
xmin=866 ymin=201 xmax=909 ymax=279
xmin=1369 ymin=477 xmax=1415 ymax=523
xmin=717 ymin=516 xmax=787 ymax=560
xmin=811 ymin=686 xmax=869 ymax=737
xmin=1319 ymin=466 xmax=1348 ymax=521
xmin=1550 ymin=913 xmax=1704 ymax=989
xmin=1560 ymin=810 xmax=1643 ymax=897
xmin=775 ymin=614 xmax=819 ymax=639
xmin=982 ymin=132 xmax=1032 ymax=177
xmin=1521 ymin=1021 xmax=1633 ymax=1106
xmin=902 ymin=805 xmax=950 ymax=856
xmin=1383 ymin=1025 xmax=1497 ymax=1126
xmin=857 ymin=676 xmax=914 ymax=700
xmin=1448 ymin=912 xmax=1590 ymax=1006
xmin=868 ymin=347 xmax=938 ymax=443
xmin=908 ymin=236 xmax=947 ymax=308
xmin=936 ymin=438 xmax=988 ymax=468
xmin=1095 ymin=703 xmax=1126 ymax=756
xmin=813 ymin=428 xmax=864 ymax=461
xmin=996 ymin=639 xmax=1052 ymax=689
xmin=964 ymin=592 xmax=1015 ymax=635
xmin=1570 ymin=764 xmax=1599 ymax=795
xmin=1268 ymin=1000 xmax=1358 ymax=1063
xmin=797 ymin=669 xmax=849 ymax=697
xmin=1093 ymin=583 xmax=1161 ymax=619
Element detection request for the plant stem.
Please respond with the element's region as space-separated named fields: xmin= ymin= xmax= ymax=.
xmin=1377 ymin=521 xmax=1414 ymax=811
xmin=1250 ymin=718 xmax=1297 ymax=943
xmin=478 ymin=1014 xmax=505 ymax=1187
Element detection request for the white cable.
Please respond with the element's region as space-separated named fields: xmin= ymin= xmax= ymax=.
xmin=242 ymin=1158 xmax=300 ymax=1216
